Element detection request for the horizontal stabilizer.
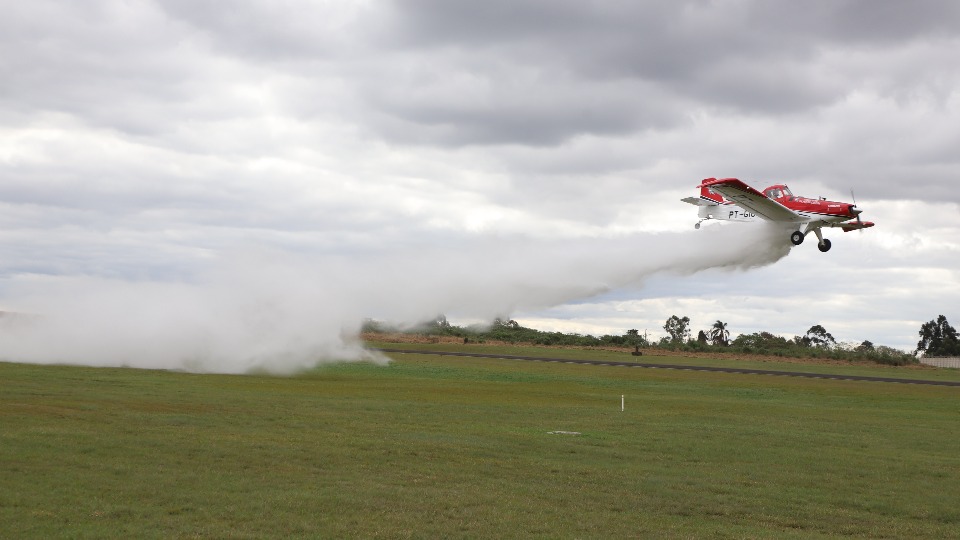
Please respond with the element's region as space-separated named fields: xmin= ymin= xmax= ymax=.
xmin=681 ymin=196 xmax=717 ymax=206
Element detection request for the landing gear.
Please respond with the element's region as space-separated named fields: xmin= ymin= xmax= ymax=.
xmin=809 ymin=227 xmax=832 ymax=253
xmin=791 ymin=227 xmax=832 ymax=251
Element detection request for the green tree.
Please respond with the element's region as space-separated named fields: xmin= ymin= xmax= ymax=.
xmin=916 ymin=315 xmax=960 ymax=356
xmin=663 ymin=315 xmax=691 ymax=344
xmin=492 ymin=317 xmax=520 ymax=329
xmin=804 ymin=325 xmax=836 ymax=348
xmin=624 ymin=329 xmax=650 ymax=348
xmin=710 ymin=320 xmax=730 ymax=346
xmin=733 ymin=331 xmax=791 ymax=354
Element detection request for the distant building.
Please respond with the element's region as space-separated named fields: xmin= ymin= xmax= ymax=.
xmin=919 ymin=357 xmax=960 ymax=369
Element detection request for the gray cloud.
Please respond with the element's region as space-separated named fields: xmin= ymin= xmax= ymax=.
xmin=372 ymin=0 xmax=960 ymax=145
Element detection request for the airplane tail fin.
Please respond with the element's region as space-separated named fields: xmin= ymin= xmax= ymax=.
xmin=682 ymin=179 xmax=727 ymax=207
xmin=698 ymin=179 xmax=726 ymax=204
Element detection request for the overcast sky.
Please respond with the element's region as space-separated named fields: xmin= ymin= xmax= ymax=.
xmin=2 ymin=0 xmax=959 ymax=369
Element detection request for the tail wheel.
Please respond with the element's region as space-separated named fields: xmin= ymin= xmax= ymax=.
xmin=818 ymin=239 xmax=832 ymax=252
xmin=790 ymin=231 xmax=804 ymax=245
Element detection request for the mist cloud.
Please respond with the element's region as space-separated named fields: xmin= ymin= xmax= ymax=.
xmin=0 ymin=224 xmax=789 ymax=374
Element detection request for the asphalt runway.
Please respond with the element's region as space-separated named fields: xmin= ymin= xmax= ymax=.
xmin=372 ymin=348 xmax=960 ymax=387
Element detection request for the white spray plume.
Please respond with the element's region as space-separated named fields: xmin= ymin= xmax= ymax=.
xmin=0 ymin=223 xmax=791 ymax=374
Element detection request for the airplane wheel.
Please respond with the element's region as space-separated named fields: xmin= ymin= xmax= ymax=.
xmin=818 ymin=239 xmax=832 ymax=252
xmin=695 ymin=223 xmax=701 ymax=230
xmin=790 ymin=231 xmax=804 ymax=245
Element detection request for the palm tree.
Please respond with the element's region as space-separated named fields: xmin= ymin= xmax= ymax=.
xmin=710 ymin=320 xmax=730 ymax=347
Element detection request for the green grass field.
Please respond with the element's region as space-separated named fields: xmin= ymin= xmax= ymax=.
xmin=2 ymin=347 xmax=959 ymax=538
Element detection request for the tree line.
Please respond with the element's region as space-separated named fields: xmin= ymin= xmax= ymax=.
xmin=362 ymin=314 xmax=959 ymax=366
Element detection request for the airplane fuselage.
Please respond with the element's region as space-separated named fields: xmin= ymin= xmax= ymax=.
xmin=760 ymin=184 xmax=861 ymax=223
xmin=684 ymin=178 xmax=875 ymax=252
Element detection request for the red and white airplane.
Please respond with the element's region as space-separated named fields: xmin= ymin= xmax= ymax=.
xmin=682 ymin=177 xmax=875 ymax=252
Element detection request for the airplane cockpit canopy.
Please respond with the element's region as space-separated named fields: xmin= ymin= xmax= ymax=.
xmin=765 ymin=185 xmax=793 ymax=200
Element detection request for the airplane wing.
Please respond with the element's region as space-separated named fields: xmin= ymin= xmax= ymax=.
xmin=700 ymin=178 xmax=804 ymax=223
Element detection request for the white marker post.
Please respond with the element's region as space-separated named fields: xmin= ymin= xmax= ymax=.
xmin=621 ymin=395 xmax=624 ymax=412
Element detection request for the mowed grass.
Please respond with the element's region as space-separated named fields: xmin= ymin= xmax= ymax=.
xmin=2 ymin=352 xmax=960 ymax=538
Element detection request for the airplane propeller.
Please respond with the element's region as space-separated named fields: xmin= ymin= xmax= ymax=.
xmin=851 ymin=188 xmax=864 ymax=232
